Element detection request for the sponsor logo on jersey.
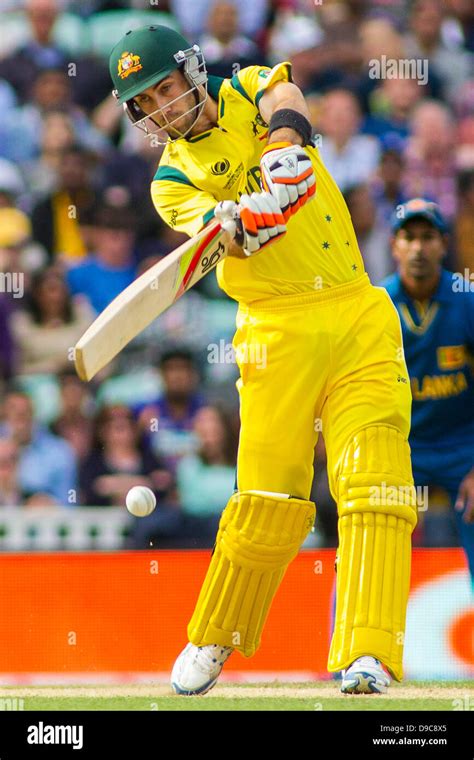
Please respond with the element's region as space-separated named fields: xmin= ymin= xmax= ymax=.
xmin=243 ymin=165 xmax=262 ymax=194
xmin=118 ymin=51 xmax=143 ymax=79
xmin=223 ymin=161 xmax=244 ymax=190
xmin=437 ymin=345 xmax=466 ymax=370
xmin=211 ymin=159 xmax=231 ymax=175
xmin=251 ymin=112 xmax=268 ymax=137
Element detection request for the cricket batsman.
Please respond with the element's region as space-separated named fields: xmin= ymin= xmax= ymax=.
xmin=109 ymin=25 xmax=417 ymax=695
xmin=383 ymin=199 xmax=474 ymax=589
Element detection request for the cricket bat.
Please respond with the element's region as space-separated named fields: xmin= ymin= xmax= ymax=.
xmin=74 ymin=221 xmax=230 ymax=381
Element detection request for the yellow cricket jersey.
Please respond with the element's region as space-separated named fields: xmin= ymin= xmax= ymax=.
xmin=151 ymin=62 xmax=365 ymax=303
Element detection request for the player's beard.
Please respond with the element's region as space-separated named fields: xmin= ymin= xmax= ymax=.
xmin=156 ymin=92 xmax=200 ymax=140
xmin=165 ymin=111 xmax=195 ymax=138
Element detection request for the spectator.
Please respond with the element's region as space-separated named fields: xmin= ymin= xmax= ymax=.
xmin=0 ymin=206 xmax=46 ymax=285
xmin=66 ymin=201 xmax=137 ymax=314
xmin=455 ymin=169 xmax=474 ymax=273
xmin=345 ymin=183 xmax=393 ymax=283
xmin=0 ymin=0 xmax=66 ymax=103
xmin=0 ymin=78 xmax=17 ymax=112
xmin=199 ymin=1 xmax=262 ymax=78
xmin=79 ymin=404 xmax=174 ymax=507
xmin=53 ymin=415 xmax=94 ymax=466
xmin=16 ymin=68 xmax=110 ymax=161
xmin=0 ymin=207 xmax=32 ymax=278
xmin=444 ymin=0 xmax=474 ymax=53
xmin=357 ymin=17 xmax=421 ymax=114
xmin=0 ymin=389 xmax=77 ymax=505
xmin=318 ymin=89 xmax=380 ymax=192
xmin=170 ymin=0 xmax=270 ymax=41
xmin=0 ymin=0 xmax=111 ymax=110
xmin=51 ymin=370 xmax=95 ymax=463
xmin=31 ymin=145 xmax=97 ymax=262
xmin=55 ymin=369 xmax=96 ymax=421
xmin=363 ymin=77 xmax=423 ymax=143
xmin=288 ymin=0 xmax=367 ymax=92
xmin=0 ymin=296 xmax=15 ymax=384
xmin=0 ymin=158 xmax=26 ymax=209
xmin=0 ymin=207 xmax=36 ymax=382
xmin=25 ymin=110 xmax=76 ymax=201
xmin=456 ymin=115 xmax=474 ymax=169
xmin=11 ymin=266 xmax=94 ymax=375
xmin=134 ymin=349 xmax=207 ymax=474
xmin=0 ymin=438 xmax=25 ymax=507
xmin=370 ymin=138 xmax=410 ymax=228
xmin=451 ymin=80 xmax=474 ymax=123
xmin=266 ymin=3 xmax=323 ymax=78
xmin=0 ymin=436 xmax=56 ymax=507
xmin=402 ymin=100 xmax=457 ymax=221
xmin=404 ymin=0 xmax=471 ymax=101
xmin=176 ymin=405 xmax=237 ymax=534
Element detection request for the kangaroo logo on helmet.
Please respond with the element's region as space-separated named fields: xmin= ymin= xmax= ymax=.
xmin=118 ymin=51 xmax=143 ymax=79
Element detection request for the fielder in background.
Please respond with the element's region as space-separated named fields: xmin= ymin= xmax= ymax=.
xmin=109 ymin=25 xmax=417 ymax=695
xmin=383 ymin=199 xmax=474 ymax=590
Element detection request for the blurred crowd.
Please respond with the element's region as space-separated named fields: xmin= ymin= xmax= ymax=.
xmin=0 ymin=0 xmax=472 ymax=548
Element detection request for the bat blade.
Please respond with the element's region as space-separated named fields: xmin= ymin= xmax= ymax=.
xmin=74 ymin=222 xmax=229 ymax=381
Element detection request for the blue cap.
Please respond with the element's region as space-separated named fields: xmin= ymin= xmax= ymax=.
xmin=391 ymin=198 xmax=448 ymax=234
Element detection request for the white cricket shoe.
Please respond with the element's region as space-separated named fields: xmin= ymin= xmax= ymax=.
xmin=171 ymin=643 xmax=233 ymax=695
xmin=341 ymin=656 xmax=391 ymax=694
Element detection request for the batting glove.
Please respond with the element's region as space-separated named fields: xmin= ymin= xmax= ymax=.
xmin=260 ymin=141 xmax=316 ymax=221
xmin=214 ymin=191 xmax=287 ymax=257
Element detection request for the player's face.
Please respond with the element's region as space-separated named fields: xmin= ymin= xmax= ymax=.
xmin=133 ymin=71 xmax=197 ymax=138
xmin=392 ymin=218 xmax=446 ymax=281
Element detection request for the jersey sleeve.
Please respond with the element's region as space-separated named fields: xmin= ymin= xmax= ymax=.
xmin=151 ymin=166 xmax=216 ymax=238
xmin=230 ymin=61 xmax=293 ymax=113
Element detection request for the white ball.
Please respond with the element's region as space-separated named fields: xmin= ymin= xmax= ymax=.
xmin=126 ymin=486 xmax=156 ymax=517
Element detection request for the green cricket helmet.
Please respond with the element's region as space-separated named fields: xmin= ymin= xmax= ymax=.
xmin=109 ymin=25 xmax=208 ymax=142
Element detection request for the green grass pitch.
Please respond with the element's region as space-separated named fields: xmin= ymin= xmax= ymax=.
xmin=1 ymin=681 xmax=472 ymax=711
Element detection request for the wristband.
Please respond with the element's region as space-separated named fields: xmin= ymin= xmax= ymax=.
xmin=268 ymin=108 xmax=313 ymax=147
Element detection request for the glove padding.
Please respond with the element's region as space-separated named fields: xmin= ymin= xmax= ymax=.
xmin=260 ymin=141 xmax=316 ymax=221
xmin=214 ymin=191 xmax=286 ymax=257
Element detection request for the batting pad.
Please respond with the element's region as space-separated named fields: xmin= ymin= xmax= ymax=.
xmin=187 ymin=490 xmax=315 ymax=657
xmin=327 ymin=426 xmax=418 ymax=682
